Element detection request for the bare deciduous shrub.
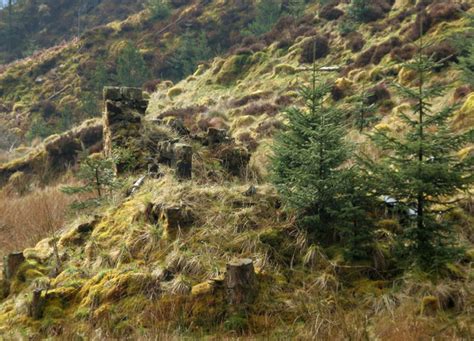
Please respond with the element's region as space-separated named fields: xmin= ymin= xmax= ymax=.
xmin=0 ymin=185 xmax=76 ymax=254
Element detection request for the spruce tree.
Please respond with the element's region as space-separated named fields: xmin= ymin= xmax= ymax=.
xmin=92 ymin=59 xmax=109 ymax=95
xmin=62 ymin=154 xmax=121 ymax=210
xmin=245 ymin=0 xmax=281 ymax=36
xmin=116 ymin=42 xmax=150 ymax=87
xmin=271 ymin=63 xmax=364 ymax=243
xmin=361 ymin=40 xmax=474 ymax=270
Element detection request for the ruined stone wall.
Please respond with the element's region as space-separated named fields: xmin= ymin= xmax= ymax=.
xmin=0 ymin=119 xmax=103 ymax=187
xmin=103 ymin=87 xmax=148 ymax=160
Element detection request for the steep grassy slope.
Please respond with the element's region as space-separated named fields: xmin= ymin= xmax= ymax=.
xmin=0 ymin=0 xmax=256 ymax=152
xmin=0 ymin=0 xmax=147 ymax=63
xmin=0 ymin=0 xmax=473 ymax=339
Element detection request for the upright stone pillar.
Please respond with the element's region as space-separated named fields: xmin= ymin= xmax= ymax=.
xmin=173 ymin=143 xmax=192 ymax=180
xmin=102 ymin=87 xmax=148 ymax=172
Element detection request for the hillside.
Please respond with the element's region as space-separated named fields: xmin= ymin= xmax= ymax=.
xmin=0 ymin=0 xmax=147 ymax=63
xmin=0 ymin=0 xmax=473 ymax=339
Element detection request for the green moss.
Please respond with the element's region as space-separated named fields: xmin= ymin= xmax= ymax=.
xmin=43 ymin=302 xmax=64 ymax=319
xmin=168 ymin=87 xmax=183 ymax=98
xmin=216 ymin=54 xmax=251 ymax=85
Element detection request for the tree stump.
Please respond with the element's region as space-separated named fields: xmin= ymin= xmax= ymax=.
xmin=225 ymin=258 xmax=257 ymax=306
xmin=3 ymin=252 xmax=25 ymax=280
xmin=29 ymin=289 xmax=45 ymax=320
xmin=173 ymin=143 xmax=192 ymax=180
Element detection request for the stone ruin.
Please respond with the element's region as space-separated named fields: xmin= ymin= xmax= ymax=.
xmin=103 ymin=87 xmax=193 ymax=179
xmin=103 ymin=87 xmax=148 ymax=160
xmin=0 ymin=86 xmax=252 ymax=190
xmin=0 ymin=119 xmax=103 ymax=188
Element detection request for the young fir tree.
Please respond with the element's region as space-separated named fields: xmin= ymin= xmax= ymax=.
xmin=116 ymin=42 xmax=150 ymax=87
xmin=271 ymin=63 xmax=373 ymax=254
xmin=362 ymin=40 xmax=474 ymax=270
xmin=62 ymin=154 xmax=121 ymax=210
xmin=245 ymin=0 xmax=281 ymax=36
xmin=353 ymin=84 xmax=377 ymax=132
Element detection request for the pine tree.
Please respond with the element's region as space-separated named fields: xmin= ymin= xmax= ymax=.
xmin=116 ymin=42 xmax=150 ymax=87
xmin=361 ymin=40 xmax=474 ymax=270
xmin=348 ymin=0 xmax=383 ymax=23
xmin=62 ymin=154 xmax=121 ymax=210
xmin=245 ymin=0 xmax=281 ymax=36
xmin=271 ymin=63 xmax=363 ymax=241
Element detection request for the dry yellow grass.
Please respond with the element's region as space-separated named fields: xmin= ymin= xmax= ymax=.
xmin=0 ymin=185 xmax=76 ymax=254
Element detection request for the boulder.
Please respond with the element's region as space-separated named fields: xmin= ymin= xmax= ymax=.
xmin=157 ymin=141 xmax=193 ymax=180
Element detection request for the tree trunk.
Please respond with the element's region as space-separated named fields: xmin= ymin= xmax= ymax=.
xmin=29 ymin=289 xmax=45 ymax=320
xmin=225 ymin=258 xmax=257 ymax=306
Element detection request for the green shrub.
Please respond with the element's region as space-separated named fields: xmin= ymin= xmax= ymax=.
xmin=147 ymin=0 xmax=171 ymax=20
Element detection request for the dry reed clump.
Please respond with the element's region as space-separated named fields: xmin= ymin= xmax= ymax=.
xmin=0 ymin=185 xmax=76 ymax=254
